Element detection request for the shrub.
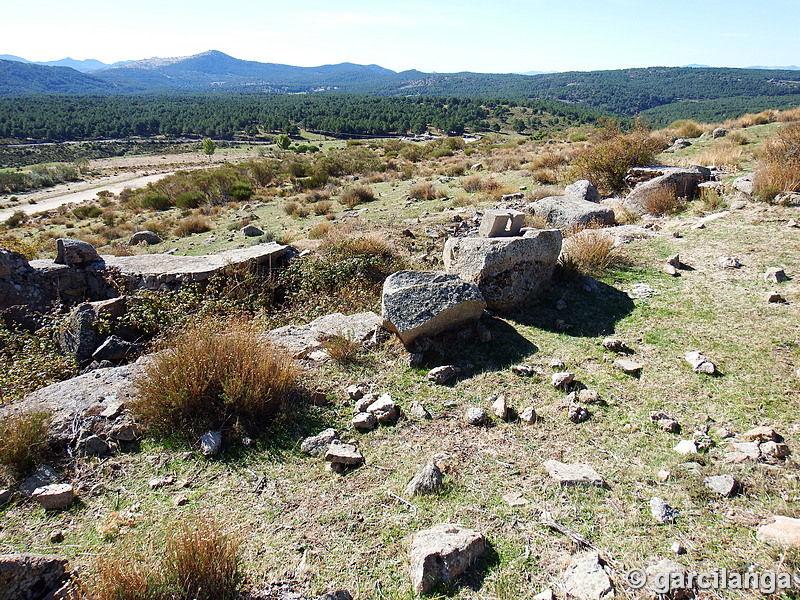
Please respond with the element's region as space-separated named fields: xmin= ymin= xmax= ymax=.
xmin=408 ymin=182 xmax=438 ymax=200
xmin=175 ymin=191 xmax=204 ymax=209
xmin=560 ymin=229 xmax=620 ymax=276
xmin=4 ymin=210 xmax=28 ymax=228
xmin=283 ymin=200 xmax=300 ymax=216
xmin=340 ymin=185 xmax=376 ymax=208
xmin=571 ymin=128 xmax=663 ymax=194
xmin=754 ymin=121 xmax=800 ymax=201
xmin=163 ymin=517 xmax=241 ymax=600
xmin=312 ymin=200 xmax=333 ymax=216
xmin=0 ymin=411 xmax=50 ymax=477
xmin=230 ymin=181 xmax=253 ymax=202
xmin=174 ymin=215 xmax=212 ymax=237
xmin=72 ymin=204 xmax=102 ymax=219
xmin=92 ymin=557 xmax=161 ymax=600
xmin=140 ymin=192 xmax=172 ymax=211
xmin=699 ymin=187 xmax=727 ymax=212
xmin=640 ymin=185 xmax=681 ymax=216
xmin=324 ymin=333 xmax=361 ymax=364
xmin=308 ymin=221 xmax=332 ymax=239
xmin=133 ymin=323 xmax=297 ymax=436
xmin=668 ymin=120 xmax=705 ymax=139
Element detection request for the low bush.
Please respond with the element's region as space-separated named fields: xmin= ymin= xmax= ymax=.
xmin=0 ymin=411 xmax=51 ymax=478
xmin=4 ymin=210 xmax=28 ymax=228
xmin=139 ymin=192 xmax=172 ymax=211
xmin=312 ymin=200 xmax=333 ymax=216
xmin=640 ymin=185 xmax=682 ymax=216
xmin=754 ymin=121 xmax=800 ymax=201
xmin=174 ymin=191 xmax=204 ymax=209
xmin=132 ymin=322 xmax=297 ymax=436
xmin=408 ymin=182 xmax=438 ymax=200
xmin=323 ymin=333 xmax=361 ymax=364
xmin=668 ymin=119 xmax=705 ymax=139
xmin=174 ymin=215 xmax=212 ymax=237
xmin=72 ymin=205 xmax=102 ymax=219
xmin=560 ymin=229 xmax=620 ymax=276
xmin=340 ymin=185 xmax=376 ymax=208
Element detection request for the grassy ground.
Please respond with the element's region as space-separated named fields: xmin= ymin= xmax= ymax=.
xmin=2 ymin=118 xmax=800 ymax=598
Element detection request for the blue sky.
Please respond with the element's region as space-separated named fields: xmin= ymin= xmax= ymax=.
xmin=6 ymin=0 xmax=800 ymax=72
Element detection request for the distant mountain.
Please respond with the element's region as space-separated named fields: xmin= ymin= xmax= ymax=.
xmin=0 ymin=54 xmax=29 ymax=63
xmin=95 ymin=50 xmax=396 ymax=91
xmin=0 ymin=60 xmax=121 ymax=94
xmin=746 ymin=65 xmax=800 ymax=71
xmin=0 ymin=54 xmax=132 ymax=72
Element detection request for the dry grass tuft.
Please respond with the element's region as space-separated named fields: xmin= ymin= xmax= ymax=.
xmin=754 ymin=121 xmax=800 ymax=201
xmin=678 ymin=139 xmax=745 ymax=170
xmin=340 ymin=185 xmax=376 ymax=208
xmin=640 ymin=185 xmax=682 ymax=216
xmin=174 ymin=215 xmax=212 ymax=237
xmin=560 ymin=229 xmax=620 ymax=276
xmin=92 ymin=557 xmax=161 ymax=600
xmin=667 ymin=119 xmax=706 ymax=139
xmin=133 ymin=322 xmax=297 ymax=436
xmin=0 ymin=411 xmax=50 ymax=478
xmin=408 ymin=181 xmax=438 ymax=200
xmin=324 ymin=333 xmax=361 ymax=364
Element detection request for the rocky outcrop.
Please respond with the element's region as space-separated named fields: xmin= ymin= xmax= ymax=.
xmin=623 ymin=165 xmax=712 ymax=214
xmin=0 ymin=553 xmax=70 ymax=600
xmin=267 ymin=311 xmax=384 ymax=360
xmin=128 ymin=230 xmax=162 ymax=246
xmin=443 ymin=229 xmax=562 ymax=310
xmin=409 ymin=524 xmax=486 ymax=594
xmin=527 ymin=197 xmax=615 ymax=229
xmin=381 ymin=271 xmax=486 ymax=345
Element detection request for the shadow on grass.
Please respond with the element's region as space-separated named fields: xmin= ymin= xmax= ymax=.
xmin=510 ymin=275 xmax=636 ymax=338
xmin=435 ymin=541 xmax=500 ymax=597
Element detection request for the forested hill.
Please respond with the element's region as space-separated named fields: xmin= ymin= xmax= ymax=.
xmin=0 ymin=60 xmax=121 ymax=95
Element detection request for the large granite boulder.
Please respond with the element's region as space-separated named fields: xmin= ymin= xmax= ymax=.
xmin=527 ymin=197 xmax=615 ymax=229
xmin=409 ymin=524 xmax=486 ymax=594
xmin=57 ymin=303 xmax=101 ymax=362
xmin=0 ymin=553 xmax=70 ymax=600
xmin=381 ymin=271 xmax=486 ymax=345
xmin=564 ymin=179 xmax=601 ymax=203
xmin=54 ymin=238 xmax=101 ymax=266
xmin=623 ymin=165 xmax=712 ymax=214
xmin=443 ymin=229 xmax=562 ymax=310
xmin=267 ymin=311 xmax=384 ymax=359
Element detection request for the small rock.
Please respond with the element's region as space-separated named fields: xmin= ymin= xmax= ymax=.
xmin=533 ymin=589 xmax=554 ymax=600
xmin=767 ymin=292 xmax=786 ymax=303
xmin=673 ymin=440 xmax=698 ymax=455
xmin=602 ymin=338 xmax=633 ymax=354
xmin=366 ymin=393 xmax=400 ymax=424
xmin=685 ymin=350 xmax=716 ymax=374
xmin=352 ymin=412 xmax=378 ymax=433
xmin=404 ymin=462 xmax=444 ymax=496
xmin=427 ymin=365 xmax=462 ymax=385
xmin=761 ymin=441 xmax=791 ymax=459
xmin=563 ymin=552 xmax=615 ymax=600
xmin=511 ymin=364 xmax=537 ymax=377
xmin=0 ymin=488 xmax=11 ymax=505
xmin=301 ymin=429 xmax=339 ymax=457
xmin=324 ymin=442 xmax=364 ymax=467
xmin=664 ymin=263 xmax=680 ymax=277
xmin=310 ymin=390 xmax=329 ymax=406
xmin=614 ymin=359 xmax=643 ymax=376
xmin=671 ymin=541 xmax=686 ymax=555
xmin=650 ymin=496 xmax=679 ymax=523
xmin=55 ymin=238 xmax=99 ymax=265
xmin=667 ymin=254 xmax=682 ymax=268
xmin=317 ymin=591 xmax=353 ymax=600
xmin=693 ymin=432 xmax=714 ymax=452
xmin=716 ymin=427 xmax=734 ymax=439
xmin=764 ymin=267 xmax=788 ymax=283
xmin=650 ymin=411 xmax=680 ymax=433
xmin=644 ymin=559 xmax=691 ymax=597
xmin=409 ymin=524 xmax=486 ymax=594
xmin=544 ymin=460 xmax=604 ymax=487
xmin=743 ymin=426 xmax=782 ymax=442
xmin=549 ymin=358 xmax=565 ymax=370
xmin=788 ymin=219 xmax=800 ymax=228
xmin=757 ymin=515 xmax=800 ymax=548
xmin=199 ymin=430 xmax=223 ymax=457
xmin=50 ymin=530 xmax=65 ymax=543
xmin=81 ymin=435 xmax=110 ymax=456
xmin=242 ymin=225 xmax=264 ymax=237
xmin=19 ymin=466 xmax=60 ymax=497
xmin=408 ymin=400 xmax=432 ymax=419
xmin=731 ymin=441 xmax=761 ymax=460
xmin=354 ymin=393 xmax=376 ymax=413
xmin=705 ymin=474 xmax=739 ymax=497
xmin=346 ymin=384 xmax=367 ymax=401
xmin=465 ymin=407 xmax=490 ymax=427
xmin=657 ymin=469 xmax=671 ymax=482
xmin=551 ymin=372 xmax=575 ymax=390
xmin=502 ymin=491 xmax=529 ymax=507
xmin=568 ymin=403 xmax=590 ymax=424
xmin=92 ymin=336 xmax=139 ymax=362
xmin=519 ymin=407 xmax=537 ymax=424
xmin=173 ymin=494 xmax=189 ymax=507
xmin=491 ymin=395 xmax=510 ymax=420
xmin=148 ymin=476 xmax=175 ymax=489
xmin=718 ymin=256 xmax=741 ymax=269
xmin=31 ymin=484 xmax=75 ymax=510
xmin=129 ymin=230 xmax=162 ymax=245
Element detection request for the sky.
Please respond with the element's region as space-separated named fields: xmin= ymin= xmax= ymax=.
xmin=5 ymin=0 xmax=800 ymax=73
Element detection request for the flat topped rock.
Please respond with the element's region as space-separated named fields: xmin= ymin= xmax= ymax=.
xmin=544 ymin=460 xmax=604 ymax=487
xmin=757 ymin=515 xmax=800 ymax=548
xmin=409 ymin=524 xmax=486 ymax=594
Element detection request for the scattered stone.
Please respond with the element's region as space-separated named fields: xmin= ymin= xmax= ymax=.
xmin=731 ymin=441 xmax=761 ymax=460
xmin=627 ymin=282 xmax=656 ymax=299
xmin=502 ymin=491 xmax=529 ymax=507
xmin=511 ymin=364 xmax=536 ymax=377
xmin=408 ymin=352 xmax=425 ymax=367
xmin=31 ymin=484 xmax=75 ymax=510
xmin=529 ymin=194 xmax=615 ymax=228
xmin=346 ymin=384 xmax=367 ymax=401
xmin=761 ymin=441 xmax=791 ymax=460
xmin=624 ymin=165 xmax=711 ymax=215
xmin=732 ymin=173 xmax=754 ymax=195
xmin=650 ymin=411 xmax=681 ymax=433
xmin=664 ymin=138 xmax=692 ymax=152
xmin=657 ymin=469 xmax=671 ymax=482
xmin=408 ymin=400 xmax=432 ymax=419
xmin=765 ymin=267 xmax=788 ymax=283
xmin=409 ymin=524 xmax=486 ymax=595
xmin=705 ymin=474 xmax=739 ymax=497
xmin=324 ymin=442 xmax=364 ymax=468
xmin=427 ymin=365 xmax=462 ymax=385
xmin=0 ymin=488 xmax=11 ymax=505
xmin=310 ymin=390 xmax=329 ymax=406
xmin=673 ymin=440 xmax=698 ymax=455
xmin=199 ymin=430 xmax=222 ymax=457
xmin=671 ymin=541 xmax=686 ymax=555
xmin=614 ymin=359 xmax=643 ymax=376
xmin=148 ymin=476 xmax=175 ymax=490
xmin=317 ymin=591 xmax=353 ymax=600
xmin=301 ymin=429 xmax=339 ymax=457
xmin=50 ymin=530 xmax=65 ymax=543
xmin=242 ymin=225 xmax=264 ymax=237
xmin=57 ymin=303 xmax=100 ymax=363
xmin=108 ymin=420 xmax=139 ymax=442
xmin=81 ymin=434 xmax=110 ymax=456
xmin=128 ymin=230 xmax=162 ymax=245
xmin=354 ymin=393 xmax=376 ymax=413
xmin=716 ymin=427 xmax=734 ymax=439
xmin=743 ymin=426 xmax=782 ymax=443
xmin=692 ymin=432 xmax=714 ymax=452
xmin=19 ymin=465 xmax=60 ymax=497
xmin=55 ymin=237 xmax=100 ymax=265
xmin=490 ymin=395 xmax=510 ymax=420
xmin=551 ymin=372 xmax=575 ymax=390
xmin=602 ymin=338 xmax=633 ymax=354
xmin=644 ymin=559 xmax=691 ymax=598
xmin=549 ymin=358 xmax=565 ymax=370
xmin=712 ymin=127 xmax=729 ymax=138
xmin=544 ymin=460 xmax=604 ymax=487
xmin=788 ymin=219 xmax=800 ymax=228
xmin=404 ymin=462 xmax=444 ymax=496
xmin=352 ymin=412 xmax=378 ymax=433
xmin=570 ymin=389 xmax=602 ymax=405
xmin=0 ymin=553 xmax=70 ymax=600
xmin=568 ymin=403 xmax=590 ymax=424
xmin=563 ymin=551 xmax=615 ymax=600
xmin=718 ymin=256 xmax=741 ymax=269
xmin=685 ymin=351 xmax=716 ymax=374
xmin=768 ymin=292 xmax=786 ymax=303
xmin=443 ymin=229 xmax=562 ymax=310
xmin=565 ymin=179 xmax=601 ymax=203
xmin=477 ymin=208 xmax=526 ymax=238
xmin=664 ymin=263 xmax=680 ymax=276
xmin=533 ymin=589 xmax=554 ymax=600
xmin=667 ymin=254 xmax=682 ymax=269
xmin=381 ymin=271 xmax=486 ymax=345
xmin=757 ymin=515 xmax=800 ymax=548
xmin=519 ymin=407 xmax=538 ymax=424
xmin=465 ymin=407 xmax=490 ymax=427
xmin=650 ymin=496 xmax=679 ymax=523
xmin=366 ymin=393 xmax=401 ymax=424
